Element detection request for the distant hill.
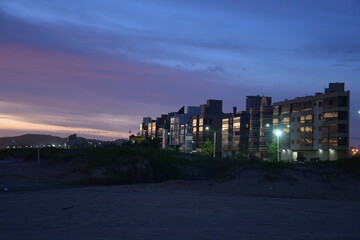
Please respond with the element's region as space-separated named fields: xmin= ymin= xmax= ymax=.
xmin=0 ymin=134 xmax=66 ymax=148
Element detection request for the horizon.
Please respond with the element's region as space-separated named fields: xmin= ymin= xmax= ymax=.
xmin=0 ymin=1 xmax=359 ymax=145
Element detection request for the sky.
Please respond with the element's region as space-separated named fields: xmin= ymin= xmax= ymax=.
xmin=0 ymin=0 xmax=359 ymax=145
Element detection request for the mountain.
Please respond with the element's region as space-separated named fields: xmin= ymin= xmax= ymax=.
xmin=0 ymin=134 xmax=66 ymax=148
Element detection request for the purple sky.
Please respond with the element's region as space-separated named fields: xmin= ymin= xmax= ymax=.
xmin=0 ymin=0 xmax=359 ymax=145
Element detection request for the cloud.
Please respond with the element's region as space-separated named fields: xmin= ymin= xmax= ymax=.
xmin=0 ymin=0 xmax=359 ymax=145
xmin=206 ymin=66 xmax=225 ymax=72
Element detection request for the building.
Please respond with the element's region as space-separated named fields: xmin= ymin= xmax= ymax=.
xmin=139 ymin=117 xmax=152 ymax=138
xmin=222 ymin=109 xmax=250 ymax=158
xmin=273 ymin=82 xmax=349 ymax=161
xmin=192 ymin=99 xmax=230 ymax=156
xmin=248 ymin=96 xmax=273 ymax=159
xmin=169 ymin=106 xmax=200 ymax=151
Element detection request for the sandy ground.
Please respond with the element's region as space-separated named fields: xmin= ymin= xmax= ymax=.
xmin=1 ymin=159 xmax=360 ymax=240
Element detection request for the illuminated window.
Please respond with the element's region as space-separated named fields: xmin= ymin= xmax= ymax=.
xmin=323 ymin=112 xmax=338 ymax=120
xmin=273 ymin=106 xmax=279 ymax=115
xmin=305 ymin=114 xmax=312 ymax=122
xmin=273 ymin=118 xmax=279 ymax=125
xmin=282 ymin=117 xmax=290 ymax=124
xmin=199 ymin=118 xmax=203 ymax=126
xmin=300 ymin=116 xmax=305 ymax=123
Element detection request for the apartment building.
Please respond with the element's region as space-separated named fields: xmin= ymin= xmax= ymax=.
xmin=222 ymin=109 xmax=250 ymax=158
xmin=248 ymin=96 xmax=273 ymax=159
xmin=273 ymin=82 xmax=349 ymax=161
xmin=139 ymin=117 xmax=152 ymax=138
xmin=192 ymin=99 xmax=229 ymax=156
xmin=169 ymin=106 xmax=200 ymax=151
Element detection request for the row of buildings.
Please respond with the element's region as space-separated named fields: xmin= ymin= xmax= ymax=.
xmin=138 ymin=83 xmax=350 ymax=161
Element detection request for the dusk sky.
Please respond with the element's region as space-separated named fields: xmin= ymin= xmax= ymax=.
xmin=0 ymin=0 xmax=359 ymax=145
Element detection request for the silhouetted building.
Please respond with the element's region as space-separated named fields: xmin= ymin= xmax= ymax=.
xmin=248 ymin=96 xmax=273 ymax=159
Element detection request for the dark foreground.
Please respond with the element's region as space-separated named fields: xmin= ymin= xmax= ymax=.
xmin=1 ymin=155 xmax=360 ymax=240
xmin=1 ymin=181 xmax=360 ymax=240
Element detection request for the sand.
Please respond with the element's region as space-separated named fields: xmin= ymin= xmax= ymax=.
xmin=1 ymin=159 xmax=360 ymax=240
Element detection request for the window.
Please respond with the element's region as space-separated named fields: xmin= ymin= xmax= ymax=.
xmin=291 ymin=117 xmax=295 ymax=122
xmin=199 ymin=118 xmax=204 ymax=126
xmin=300 ymin=138 xmax=313 ymax=146
xmin=338 ymin=96 xmax=348 ymax=107
xmin=300 ymin=126 xmax=312 ymax=134
xmin=338 ymin=111 xmax=348 ymax=120
xmin=319 ymin=101 xmax=323 ymax=107
xmin=273 ymin=118 xmax=279 ymax=126
xmin=292 ymin=103 xmax=302 ymax=113
xmin=273 ymin=105 xmax=279 ymax=115
xmin=323 ymin=112 xmax=338 ymax=120
xmin=282 ymin=117 xmax=290 ymax=124
xmin=281 ymin=104 xmax=290 ymax=114
xmin=318 ymin=114 xmax=322 ymax=120
xmin=300 ymin=115 xmax=305 ymax=123
xmin=302 ymin=101 xmax=312 ymax=111
xmin=338 ymin=124 xmax=347 ymax=133
xmin=318 ymin=126 xmax=322 ymax=132
xmin=305 ymin=114 xmax=313 ymax=122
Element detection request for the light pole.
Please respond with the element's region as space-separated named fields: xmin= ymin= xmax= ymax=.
xmin=275 ymin=129 xmax=282 ymax=162
xmin=37 ymin=145 xmax=40 ymax=165
xmin=205 ymin=126 xmax=216 ymax=158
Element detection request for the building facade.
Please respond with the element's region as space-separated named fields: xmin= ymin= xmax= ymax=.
xmin=248 ymin=96 xmax=273 ymax=159
xmin=192 ymin=100 xmax=228 ymax=156
xmin=273 ymin=83 xmax=350 ymax=161
xmin=222 ymin=110 xmax=250 ymax=158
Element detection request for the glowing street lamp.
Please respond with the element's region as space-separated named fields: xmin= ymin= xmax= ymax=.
xmin=205 ymin=126 xmax=216 ymax=157
xmin=275 ymin=129 xmax=283 ymax=162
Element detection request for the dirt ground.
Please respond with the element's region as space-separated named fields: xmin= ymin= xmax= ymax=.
xmin=1 ymin=159 xmax=360 ymax=240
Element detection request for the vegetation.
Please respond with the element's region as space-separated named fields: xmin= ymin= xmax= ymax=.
xmin=1 ymin=146 xmax=359 ymax=185
xmin=236 ymin=143 xmax=249 ymax=160
xmin=201 ymin=139 xmax=214 ymax=157
xmin=267 ymin=141 xmax=278 ymax=162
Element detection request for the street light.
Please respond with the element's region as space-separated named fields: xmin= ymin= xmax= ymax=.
xmin=205 ymin=126 xmax=216 ymax=158
xmin=275 ymin=129 xmax=282 ymax=162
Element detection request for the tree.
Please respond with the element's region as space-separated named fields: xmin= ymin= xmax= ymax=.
xmin=236 ymin=142 xmax=249 ymax=160
xmin=267 ymin=141 xmax=278 ymax=162
xmin=201 ymin=139 xmax=213 ymax=157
